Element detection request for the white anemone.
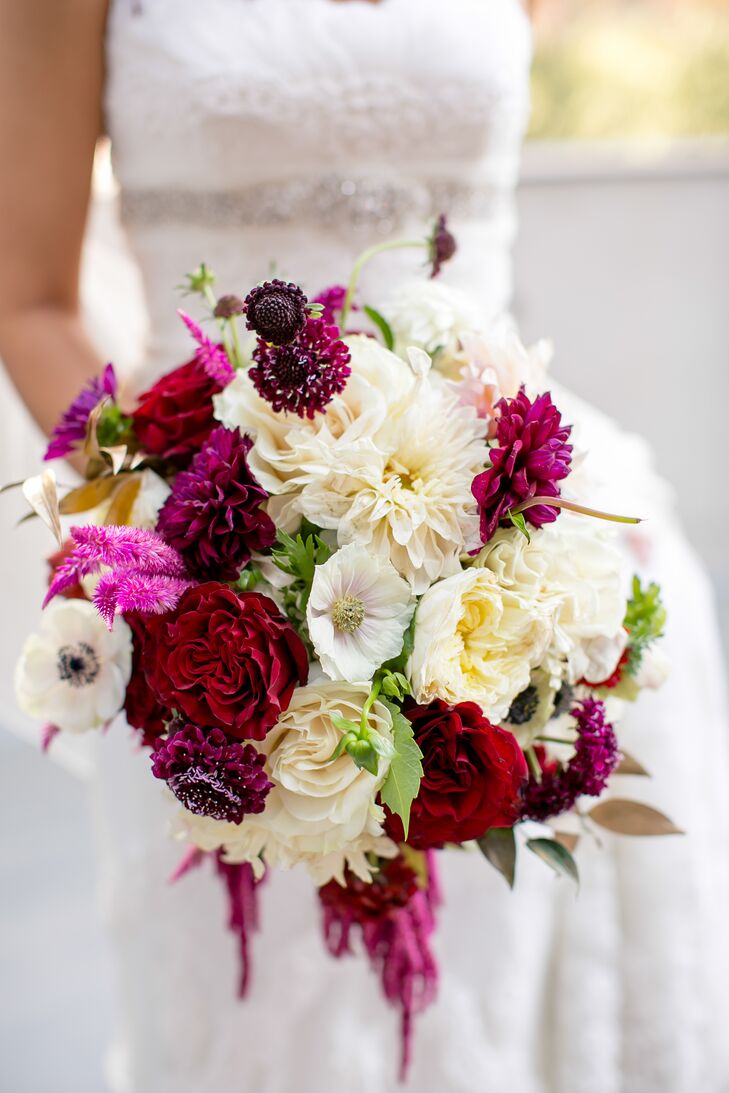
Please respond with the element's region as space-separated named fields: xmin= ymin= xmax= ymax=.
xmin=15 ymin=599 xmax=132 ymax=734
xmin=307 ymin=543 xmax=415 ymax=683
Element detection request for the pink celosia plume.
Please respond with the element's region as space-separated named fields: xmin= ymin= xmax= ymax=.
xmin=44 ymin=525 xmax=194 ymax=627
xmin=178 ymin=310 xmax=236 ymax=386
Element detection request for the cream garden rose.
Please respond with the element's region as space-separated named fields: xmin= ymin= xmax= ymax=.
xmin=408 ymin=567 xmax=553 ymax=722
xmin=177 ymin=679 xmax=398 ymax=885
xmin=475 ymin=516 xmax=629 ymax=686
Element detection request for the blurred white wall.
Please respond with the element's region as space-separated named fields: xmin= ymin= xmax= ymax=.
xmin=515 ymin=138 xmax=729 ymax=655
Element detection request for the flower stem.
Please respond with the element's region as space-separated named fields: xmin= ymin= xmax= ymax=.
xmin=341 ymin=239 xmax=425 ymax=328
xmin=525 ymin=745 xmax=542 ymax=783
xmin=512 ymin=496 xmax=642 ymax=526
xmin=360 ymin=678 xmax=382 ymax=734
xmin=535 ymin=735 xmax=576 ymax=746
xmin=228 ymin=317 xmax=244 ymax=370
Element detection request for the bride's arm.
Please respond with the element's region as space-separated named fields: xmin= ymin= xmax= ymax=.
xmin=0 ymin=0 xmax=108 ymax=438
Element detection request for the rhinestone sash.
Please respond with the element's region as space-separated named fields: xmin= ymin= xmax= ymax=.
xmin=120 ymin=174 xmax=502 ymax=235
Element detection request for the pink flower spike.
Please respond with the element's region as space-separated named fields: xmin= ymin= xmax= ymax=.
xmin=178 ymin=310 xmax=235 ymax=386
xmin=40 ymin=724 xmax=60 ymax=753
xmin=69 ymin=525 xmax=188 ymax=578
xmin=168 ymin=846 xmax=204 ymax=885
xmin=93 ymin=571 xmax=193 ymax=630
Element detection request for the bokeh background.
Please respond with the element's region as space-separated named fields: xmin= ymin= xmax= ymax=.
xmin=2 ymin=1 xmax=728 ymax=1089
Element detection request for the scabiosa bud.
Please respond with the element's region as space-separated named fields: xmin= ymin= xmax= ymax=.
xmin=250 ymin=316 xmax=351 ymax=418
xmin=156 ymin=425 xmax=275 ymax=581
xmin=428 ymin=214 xmax=457 ymax=278
xmin=472 ymin=386 xmax=573 ymax=544
xmin=152 ymin=723 xmax=272 ymax=824
xmin=520 ymin=698 xmax=619 ymax=822
xmin=214 ymin=294 xmax=245 ymax=320
xmin=244 ymin=279 xmax=308 ymax=345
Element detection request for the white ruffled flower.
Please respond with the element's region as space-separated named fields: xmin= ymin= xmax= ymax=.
xmin=379 ymin=279 xmax=485 ymax=354
xmin=474 ymin=516 xmax=629 ymax=685
xmin=408 ymin=567 xmax=553 ymax=721
xmin=333 ymin=375 xmax=486 ymax=592
xmin=213 ymin=335 xmax=414 ymax=507
xmin=307 ymin=543 xmax=415 ymax=683
xmin=177 ymin=679 xmax=398 ymax=885
xmin=15 ymin=599 xmax=132 ymax=734
xmin=435 ymin=317 xmax=552 ymax=419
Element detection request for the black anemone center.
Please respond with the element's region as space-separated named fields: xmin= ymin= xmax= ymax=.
xmin=57 ymin=642 xmax=100 ymax=688
xmin=507 ymin=684 xmax=539 ymax=725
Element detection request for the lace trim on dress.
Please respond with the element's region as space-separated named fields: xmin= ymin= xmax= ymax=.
xmin=120 ymin=174 xmax=504 ymax=235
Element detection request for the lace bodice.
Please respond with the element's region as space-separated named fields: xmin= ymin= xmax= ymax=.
xmin=105 ymin=0 xmax=532 ymax=380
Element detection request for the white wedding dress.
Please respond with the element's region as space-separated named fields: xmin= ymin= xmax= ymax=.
xmin=74 ymin=0 xmax=729 ymax=1090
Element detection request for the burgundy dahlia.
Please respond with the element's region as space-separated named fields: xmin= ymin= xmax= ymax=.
xmin=472 ymin=387 xmax=573 ymax=544
xmin=244 ymin=279 xmax=308 ymax=345
xmin=132 ymin=357 xmax=222 ymax=463
xmin=428 ymin=214 xmax=457 ymax=278
xmin=152 ymin=723 xmax=272 ymax=824
xmin=156 ymin=425 xmax=275 ymax=581
xmin=520 ymin=698 xmax=619 ymax=822
xmin=45 ymin=363 xmax=117 ymax=461
xmin=250 ymin=316 xmax=351 ymax=418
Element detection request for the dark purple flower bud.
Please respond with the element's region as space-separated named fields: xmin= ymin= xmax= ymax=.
xmin=214 ymin=294 xmax=246 ymax=319
xmin=428 ymin=214 xmax=457 ymax=278
xmin=244 ymin=279 xmax=308 ymax=345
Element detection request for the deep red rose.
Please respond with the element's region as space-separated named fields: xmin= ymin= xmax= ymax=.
xmin=142 ymin=583 xmax=309 ymax=740
xmin=132 ymin=358 xmax=222 ymax=462
xmin=123 ymin=613 xmax=169 ymax=746
xmin=385 ymin=699 xmax=528 ymax=849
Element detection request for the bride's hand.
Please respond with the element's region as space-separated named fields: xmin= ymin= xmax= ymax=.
xmin=0 ymin=0 xmax=108 ymax=444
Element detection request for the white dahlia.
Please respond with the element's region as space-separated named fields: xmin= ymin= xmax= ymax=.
xmin=15 ymin=599 xmax=132 ymax=734
xmin=379 ymin=279 xmax=485 ymax=355
xmin=307 ymin=543 xmax=415 ymax=683
xmin=408 ymin=566 xmax=553 ymax=721
xmin=332 ymin=374 xmax=487 ymax=592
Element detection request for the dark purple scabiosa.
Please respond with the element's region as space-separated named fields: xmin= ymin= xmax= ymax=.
xmin=250 ymin=316 xmax=351 ymax=418
xmin=472 ymin=386 xmax=573 ymax=544
xmin=45 ymin=363 xmax=117 ymax=461
xmin=244 ymin=279 xmax=308 ymax=345
xmin=520 ymin=697 xmax=620 ymax=822
xmin=427 ymin=214 xmax=457 ymax=278
xmin=152 ymin=723 xmax=272 ymax=824
xmin=156 ymin=425 xmax=275 ymax=581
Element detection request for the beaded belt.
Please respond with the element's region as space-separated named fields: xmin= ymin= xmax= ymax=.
xmin=120 ymin=174 xmax=502 ymax=235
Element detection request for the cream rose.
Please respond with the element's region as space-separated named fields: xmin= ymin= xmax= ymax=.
xmin=474 ymin=516 xmax=629 ymax=685
xmin=408 ymin=567 xmax=552 ymax=721
xmin=178 ymin=679 xmax=398 ymax=884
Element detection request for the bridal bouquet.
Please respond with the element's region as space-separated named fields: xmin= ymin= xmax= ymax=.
xmin=14 ymin=218 xmax=672 ymax=1077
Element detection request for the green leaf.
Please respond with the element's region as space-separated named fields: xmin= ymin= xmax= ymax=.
xmin=526 ymin=837 xmax=579 ymax=886
xmin=378 ymin=669 xmax=411 ymax=701
xmin=477 ymin=827 xmax=517 ymax=888
xmin=363 ymin=305 xmax=395 ymax=351
xmin=368 ymin=731 xmax=397 ymax=761
xmin=508 ymin=510 xmax=531 ymax=543
xmin=326 ymin=730 xmax=358 ymax=764
xmin=623 ymin=575 xmax=666 ymax=676
xmin=379 ymin=702 xmax=423 ymax=840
